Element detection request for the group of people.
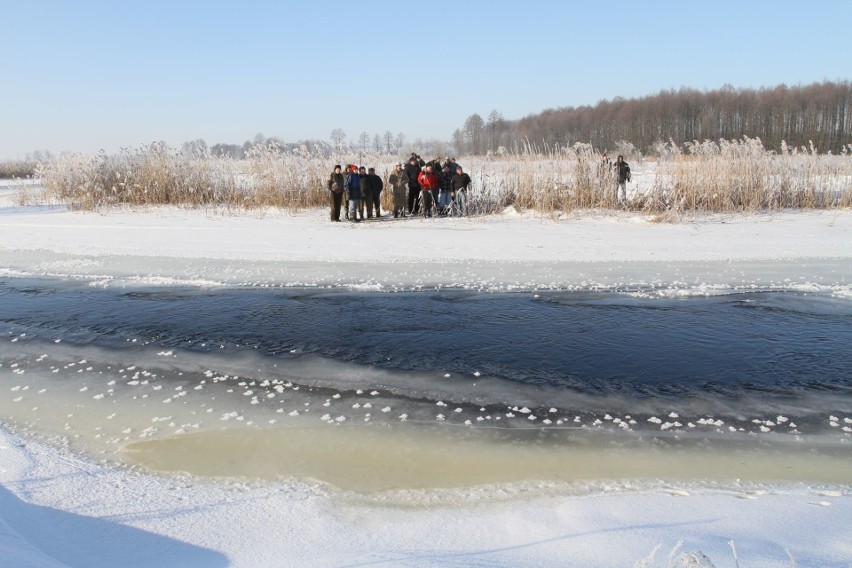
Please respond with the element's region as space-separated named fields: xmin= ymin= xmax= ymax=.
xmin=326 ymin=153 xmax=472 ymax=222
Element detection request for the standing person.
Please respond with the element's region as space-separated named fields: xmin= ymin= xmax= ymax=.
xmin=404 ymin=156 xmax=422 ymax=215
xmin=451 ymin=165 xmax=472 ymax=216
xmin=344 ymin=165 xmax=362 ymax=222
xmin=438 ymin=165 xmax=453 ymax=215
xmin=417 ymin=164 xmax=439 ymax=218
xmin=356 ymin=166 xmax=369 ymax=220
xmin=442 ymin=156 xmax=457 ymax=173
xmin=343 ymin=164 xmax=357 ymax=219
xmin=327 ymin=165 xmax=345 ymax=222
xmin=366 ymin=167 xmax=384 ymax=218
xmin=425 ymin=156 xmax=442 ymax=207
xmin=388 ymin=163 xmax=407 ymax=218
xmin=614 ymin=155 xmax=631 ymax=205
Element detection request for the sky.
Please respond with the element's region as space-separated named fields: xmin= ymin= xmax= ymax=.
xmin=2 ymin=0 xmax=849 ymax=159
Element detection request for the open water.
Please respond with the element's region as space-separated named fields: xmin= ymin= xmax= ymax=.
xmin=2 ymin=279 xmax=851 ymax=489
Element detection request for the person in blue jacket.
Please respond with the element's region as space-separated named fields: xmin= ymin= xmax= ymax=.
xmin=344 ymin=165 xmax=362 ymax=222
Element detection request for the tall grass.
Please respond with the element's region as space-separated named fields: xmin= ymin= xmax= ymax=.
xmin=32 ymin=138 xmax=852 ymax=215
xmin=648 ymin=138 xmax=852 ymax=213
xmin=0 ymin=160 xmax=39 ymax=179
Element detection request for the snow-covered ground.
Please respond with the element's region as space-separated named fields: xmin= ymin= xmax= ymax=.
xmin=1 ymin=181 xmax=851 ymax=567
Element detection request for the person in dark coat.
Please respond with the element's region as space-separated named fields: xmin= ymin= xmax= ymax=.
xmin=326 ymin=165 xmax=345 ymax=221
xmin=344 ymin=165 xmax=362 ymax=222
xmin=451 ymin=166 xmax=472 ymax=216
xmin=404 ymin=156 xmax=422 ymax=215
xmin=438 ymin=165 xmax=453 ymax=215
xmin=355 ymin=166 xmax=370 ymax=220
xmin=614 ymin=155 xmax=631 ymax=205
xmin=366 ymin=167 xmax=384 ymax=218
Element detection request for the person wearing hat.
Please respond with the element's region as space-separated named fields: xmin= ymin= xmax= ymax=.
xmin=417 ymin=164 xmax=439 ymax=218
xmin=326 ymin=164 xmax=345 ymax=221
xmin=356 ymin=166 xmax=369 ymax=220
xmin=365 ymin=167 xmax=384 ymax=218
xmin=388 ymin=163 xmax=408 ymax=218
xmin=344 ymin=165 xmax=362 ymax=222
xmin=404 ymin=156 xmax=422 ymax=215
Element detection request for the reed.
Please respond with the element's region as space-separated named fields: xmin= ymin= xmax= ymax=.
xmin=31 ymin=138 xmax=852 ymax=215
xmin=0 ymin=160 xmax=39 ymax=179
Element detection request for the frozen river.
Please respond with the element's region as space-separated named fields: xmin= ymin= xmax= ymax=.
xmin=2 ymin=279 xmax=850 ymax=489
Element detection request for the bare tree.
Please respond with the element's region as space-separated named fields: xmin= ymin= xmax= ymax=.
xmin=181 ymin=139 xmax=208 ymax=158
xmin=451 ymin=129 xmax=464 ymax=155
xmin=486 ymin=109 xmax=505 ymax=153
xmin=501 ymin=80 xmax=852 ymax=153
xmin=330 ymin=128 xmax=346 ymax=150
xmin=357 ymin=131 xmax=370 ymax=153
xmin=463 ymin=113 xmax=485 ymax=155
xmin=384 ymin=131 xmax=394 ymax=154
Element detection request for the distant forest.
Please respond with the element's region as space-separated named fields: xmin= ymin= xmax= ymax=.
xmin=456 ymin=80 xmax=852 ymax=155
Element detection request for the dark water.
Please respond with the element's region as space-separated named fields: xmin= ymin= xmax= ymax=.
xmin=4 ymin=278 xmax=852 ymax=485
xmin=2 ymin=279 xmax=850 ymax=402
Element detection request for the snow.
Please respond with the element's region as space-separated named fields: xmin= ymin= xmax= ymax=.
xmin=1 ymin=181 xmax=851 ymax=566
xmin=1 ymin=181 xmax=851 ymax=295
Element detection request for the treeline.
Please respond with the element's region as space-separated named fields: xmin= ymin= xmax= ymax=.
xmin=457 ymin=81 xmax=852 ymax=155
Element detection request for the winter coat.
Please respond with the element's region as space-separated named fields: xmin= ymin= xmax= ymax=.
xmin=417 ymin=171 xmax=439 ymax=191
xmin=451 ymin=172 xmax=472 ymax=192
xmin=404 ymin=162 xmax=421 ymax=188
xmin=366 ymin=173 xmax=384 ymax=193
xmin=327 ymin=172 xmax=344 ymax=193
xmin=615 ymin=161 xmax=631 ymax=183
xmin=426 ymin=160 xmax=442 ymax=174
xmin=439 ymin=171 xmax=453 ymax=192
xmin=388 ymin=169 xmax=407 ymax=190
xmin=345 ymin=172 xmax=362 ymax=200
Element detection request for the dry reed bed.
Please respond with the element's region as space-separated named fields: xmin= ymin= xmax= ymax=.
xmin=31 ymin=138 xmax=852 ymax=215
xmin=0 ymin=160 xmax=39 ymax=180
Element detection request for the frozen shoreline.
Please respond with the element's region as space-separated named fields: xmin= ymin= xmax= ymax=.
xmin=1 ymin=194 xmax=851 ymax=294
xmin=2 ymin=188 xmax=852 ymax=566
xmin=2 ymin=425 xmax=851 ymax=568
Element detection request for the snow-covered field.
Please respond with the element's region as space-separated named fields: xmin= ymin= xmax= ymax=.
xmin=1 ymin=180 xmax=851 ymax=567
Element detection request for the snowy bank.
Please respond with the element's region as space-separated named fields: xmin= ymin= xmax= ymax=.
xmin=1 ymin=427 xmax=851 ymax=568
xmin=1 ymin=184 xmax=850 ymax=294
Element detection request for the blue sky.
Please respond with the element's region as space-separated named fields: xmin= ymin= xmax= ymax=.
xmin=2 ymin=0 xmax=849 ymax=159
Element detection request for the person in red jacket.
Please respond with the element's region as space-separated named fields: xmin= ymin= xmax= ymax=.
xmin=417 ymin=164 xmax=439 ymax=217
